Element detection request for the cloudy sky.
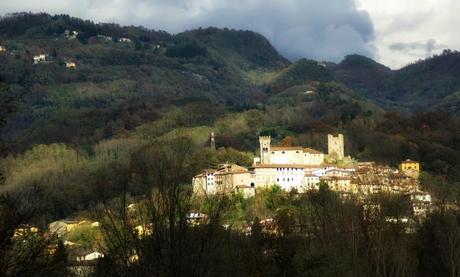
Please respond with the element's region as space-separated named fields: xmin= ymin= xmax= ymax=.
xmin=0 ymin=0 xmax=457 ymax=68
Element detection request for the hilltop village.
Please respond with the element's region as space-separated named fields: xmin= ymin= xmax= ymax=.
xmin=193 ymin=134 xmax=432 ymax=218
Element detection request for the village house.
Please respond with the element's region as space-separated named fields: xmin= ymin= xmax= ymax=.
xmin=65 ymin=61 xmax=76 ymax=68
xmin=410 ymin=191 xmax=432 ymax=218
xmin=13 ymin=224 xmax=40 ymax=238
xmin=49 ymin=220 xmax=75 ymax=237
xmin=192 ymin=134 xmax=433 ymax=218
xmin=77 ymin=251 xmax=104 ymax=261
xmin=33 ymin=54 xmax=47 ymax=64
xmin=304 ymin=174 xmax=321 ymax=190
xmin=134 ymin=224 xmax=153 ymax=238
xmin=49 ymin=220 xmax=96 ymax=237
xmin=97 ymin=34 xmax=113 ymax=41
xmin=119 ymin=37 xmax=132 ymax=43
xmin=400 ymin=159 xmax=420 ymax=178
xmin=187 ymin=212 xmax=207 ymax=226
xmin=64 ymin=30 xmax=78 ymax=40
xmin=193 ymin=164 xmax=251 ymax=195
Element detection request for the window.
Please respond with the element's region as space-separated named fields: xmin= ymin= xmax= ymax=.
xmin=296 ymin=151 xmax=299 ymax=153
xmin=277 ymin=178 xmax=279 ymax=182
xmin=282 ymin=151 xmax=285 ymax=154
xmin=250 ymin=182 xmax=255 ymax=187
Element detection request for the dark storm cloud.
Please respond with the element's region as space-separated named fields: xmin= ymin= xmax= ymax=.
xmin=0 ymin=0 xmax=376 ymax=62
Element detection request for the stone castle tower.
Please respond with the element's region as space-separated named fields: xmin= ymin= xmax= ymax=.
xmin=328 ymin=134 xmax=344 ymax=160
xmin=259 ymin=136 xmax=271 ymax=164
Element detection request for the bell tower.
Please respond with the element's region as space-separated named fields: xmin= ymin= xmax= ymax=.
xmin=259 ymin=136 xmax=271 ymax=164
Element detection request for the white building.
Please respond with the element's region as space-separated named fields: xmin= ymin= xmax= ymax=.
xmin=119 ymin=37 xmax=132 ymax=43
xmin=304 ymin=174 xmax=321 ymax=190
xmin=76 ymin=251 xmax=104 ymax=261
xmin=33 ymin=54 xmax=46 ymax=64
xmin=64 ymin=30 xmax=78 ymax=40
xmin=252 ymin=164 xmax=305 ymax=191
xmin=257 ymin=136 xmax=324 ymax=166
xmin=193 ymin=169 xmax=217 ymax=195
xmin=193 ymin=164 xmax=252 ymax=195
xmin=411 ymin=191 xmax=432 ymax=217
xmin=97 ymin=35 xmax=113 ymax=41
xmin=65 ymin=61 xmax=76 ymax=68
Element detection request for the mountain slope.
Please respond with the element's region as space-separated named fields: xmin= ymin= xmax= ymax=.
xmin=1 ymin=12 xmax=460 ymax=154
xmin=0 ymin=13 xmax=285 ymax=150
xmin=266 ymin=59 xmax=333 ymax=94
xmin=332 ymin=54 xmax=393 ymax=97
xmin=332 ymin=52 xmax=460 ymax=114
xmin=383 ymin=50 xmax=460 ymax=109
xmin=178 ymin=27 xmax=289 ymax=70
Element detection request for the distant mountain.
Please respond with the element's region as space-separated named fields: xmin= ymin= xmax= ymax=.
xmin=332 ymin=54 xmax=393 ymax=97
xmin=178 ymin=27 xmax=289 ymax=70
xmin=331 ymin=52 xmax=460 ymax=113
xmin=382 ymin=50 xmax=460 ymax=112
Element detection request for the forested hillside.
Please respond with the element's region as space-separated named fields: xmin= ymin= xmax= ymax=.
xmin=0 ymin=13 xmax=288 ymax=151
xmin=0 ymin=12 xmax=459 ymax=220
xmin=332 ymin=51 xmax=460 ymax=113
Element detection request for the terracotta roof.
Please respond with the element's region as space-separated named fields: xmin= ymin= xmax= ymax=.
xmin=303 ymin=164 xmax=327 ymax=168
xmin=271 ymin=146 xmax=304 ymax=151
xmin=320 ymin=176 xmax=351 ymax=180
xmin=402 ymin=159 xmax=418 ymax=163
xmin=215 ymin=164 xmax=248 ymax=173
xmin=215 ymin=171 xmax=249 ymax=175
xmin=250 ymin=163 xmax=332 ymax=170
xmin=270 ymin=146 xmax=323 ymax=154
xmin=253 ymin=164 xmax=307 ymax=169
xmin=304 ymin=174 xmax=320 ymax=177
xmin=303 ymin=147 xmax=323 ymax=154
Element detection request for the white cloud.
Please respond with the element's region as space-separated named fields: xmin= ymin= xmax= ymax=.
xmin=357 ymin=0 xmax=460 ymax=69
